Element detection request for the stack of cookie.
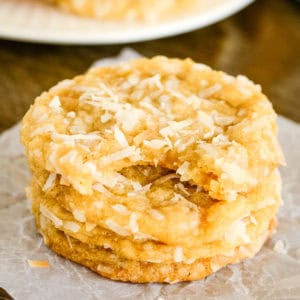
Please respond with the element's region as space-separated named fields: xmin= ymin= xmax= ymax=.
xmin=21 ymin=57 xmax=284 ymax=283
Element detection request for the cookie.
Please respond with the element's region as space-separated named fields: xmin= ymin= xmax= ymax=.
xmin=36 ymin=211 xmax=275 ymax=283
xmin=50 ymin=0 xmax=197 ymax=21
xmin=21 ymin=56 xmax=284 ymax=283
xmin=29 ymin=168 xmax=281 ymax=261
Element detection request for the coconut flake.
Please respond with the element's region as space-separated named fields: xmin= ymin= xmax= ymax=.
xmin=114 ymin=125 xmax=129 ymax=147
xmin=175 ymin=183 xmax=190 ymax=196
xmin=273 ymin=240 xmax=287 ymax=254
xmin=73 ymin=209 xmax=86 ymax=222
xmin=85 ymin=222 xmax=97 ymax=232
xmin=101 ymin=111 xmax=112 ymax=123
xmin=129 ymin=213 xmax=139 ymax=233
xmin=160 ymin=120 xmax=193 ymax=137
xmin=105 ymin=219 xmax=130 ymax=236
xmin=52 ymin=132 xmax=101 ymax=142
xmin=177 ymin=161 xmax=190 ymax=176
xmin=40 ymin=204 xmax=63 ymax=228
xmin=42 ymin=173 xmax=56 ymax=191
xmin=103 ymin=243 xmax=111 ymax=249
xmin=64 ymin=221 xmax=80 ymax=233
xmin=212 ymin=134 xmax=230 ymax=145
xmin=66 ymin=111 xmax=76 ymax=118
xmin=257 ymin=198 xmax=276 ymax=209
xmin=60 ymin=150 xmax=78 ymax=164
xmin=115 ymin=107 xmax=145 ymax=131
xmin=175 ymin=137 xmax=195 ymax=152
xmin=97 ymin=264 xmax=114 ymax=274
xmin=144 ymin=139 xmax=168 ymax=149
xmin=112 ymin=204 xmax=129 ymax=215
xmin=214 ymin=115 xmax=236 ymax=127
xmin=225 ymin=219 xmax=250 ymax=243
xmin=100 ymin=146 xmax=141 ymax=165
xmin=64 ymin=233 xmax=73 ymax=249
xmin=149 ymin=209 xmax=164 ymax=221
xmin=99 ymin=82 xmax=119 ymax=102
xmin=93 ymin=183 xmax=114 ymax=197
xmin=134 ymin=232 xmax=158 ymax=241
xmin=30 ymin=124 xmax=56 ymax=137
xmin=198 ymin=84 xmax=222 ymax=98
xmin=49 ymin=96 xmax=62 ymax=112
xmin=174 ymin=247 xmax=184 ymax=262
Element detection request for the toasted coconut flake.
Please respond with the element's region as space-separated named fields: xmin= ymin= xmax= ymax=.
xmin=85 ymin=222 xmax=97 ymax=232
xmin=112 ymin=204 xmax=129 ymax=215
xmin=103 ymin=243 xmax=112 ymax=249
xmin=174 ymin=247 xmax=184 ymax=262
xmin=129 ymin=213 xmax=139 ymax=233
xmin=30 ymin=124 xmax=56 ymax=138
xmin=101 ymin=111 xmax=112 ymax=123
xmin=175 ymin=137 xmax=195 ymax=152
xmin=149 ymin=209 xmax=164 ymax=221
xmin=42 ymin=173 xmax=56 ymax=192
xmin=177 ymin=161 xmax=190 ymax=176
xmin=64 ymin=233 xmax=73 ymax=249
xmin=64 ymin=221 xmax=80 ymax=233
xmin=27 ymin=260 xmax=50 ymax=268
xmin=40 ymin=204 xmax=62 ymax=228
xmin=273 ymin=240 xmax=287 ymax=254
xmin=93 ymin=183 xmax=114 ymax=197
xmin=49 ymin=96 xmax=62 ymax=111
xmin=97 ymin=264 xmax=114 ymax=274
xmin=114 ymin=125 xmax=129 ymax=147
xmin=106 ymin=219 xmax=130 ymax=236
xmin=52 ymin=132 xmax=101 ymax=142
xmin=66 ymin=111 xmax=76 ymax=118
xmin=73 ymin=209 xmax=86 ymax=222
xmin=100 ymin=146 xmax=141 ymax=165
xmin=198 ymin=84 xmax=221 ymax=98
xmin=144 ymin=139 xmax=168 ymax=149
xmin=225 ymin=219 xmax=250 ymax=243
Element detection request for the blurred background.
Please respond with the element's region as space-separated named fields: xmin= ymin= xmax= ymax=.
xmin=0 ymin=0 xmax=299 ymax=132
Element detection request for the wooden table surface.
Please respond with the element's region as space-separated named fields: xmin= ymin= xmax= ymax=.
xmin=0 ymin=0 xmax=299 ymax=132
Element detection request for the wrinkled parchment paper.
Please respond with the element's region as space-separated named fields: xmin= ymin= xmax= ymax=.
xmin=0 ymin=50 xmax=300 ymax=300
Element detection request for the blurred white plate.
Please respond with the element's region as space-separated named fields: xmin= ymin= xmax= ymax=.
xmin=0 ymin=0 xmax=254 ymax=45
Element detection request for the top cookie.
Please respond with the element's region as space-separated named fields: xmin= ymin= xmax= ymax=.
xmin=21 ymin=56 xmax=284 ymax=202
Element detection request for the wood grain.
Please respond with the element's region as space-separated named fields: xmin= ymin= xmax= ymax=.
xmin=0 ymin=0 xmax=299 ymax=132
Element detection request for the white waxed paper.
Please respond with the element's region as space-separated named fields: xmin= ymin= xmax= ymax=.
xmin=0 ymin=50 xmax=299 ymax=300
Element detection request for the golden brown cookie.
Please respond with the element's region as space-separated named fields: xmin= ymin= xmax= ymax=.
xmin=20 ymin=56 xmax=284 ymax=202
xmin=29 ymin=168 xmax=281 ymax=260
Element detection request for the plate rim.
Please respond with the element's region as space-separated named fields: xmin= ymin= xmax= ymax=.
xmin=0 ymin=0 xmax=254 ymax=44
